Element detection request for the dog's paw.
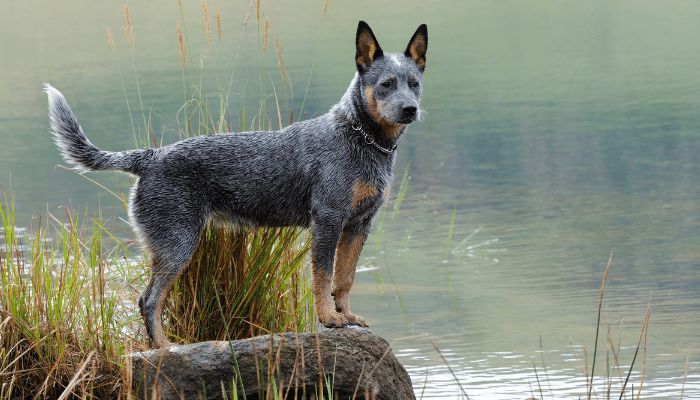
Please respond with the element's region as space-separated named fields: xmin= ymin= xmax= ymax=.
xmin=318 ymin=310 xmax=349 ymax=328
xmin=344 ymin=312 xmax=369 ymax=328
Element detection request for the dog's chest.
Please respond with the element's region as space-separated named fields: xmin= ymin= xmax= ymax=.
xmin=348 ymin=165 xmax=392 ymax=219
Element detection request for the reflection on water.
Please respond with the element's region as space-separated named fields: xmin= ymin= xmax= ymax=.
xmin=1 ymin=0 xmax=699 ymax=397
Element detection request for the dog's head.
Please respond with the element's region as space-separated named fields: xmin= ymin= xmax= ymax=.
xmin=355 ymin=21 xmax=428 ymax=136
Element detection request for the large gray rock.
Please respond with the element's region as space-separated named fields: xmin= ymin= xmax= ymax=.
xmin=130 ymin=327 xmax=415 ymax=399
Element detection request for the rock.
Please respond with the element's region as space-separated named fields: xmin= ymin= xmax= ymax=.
xmin=130 ymin=327 xmax=415 ymax=400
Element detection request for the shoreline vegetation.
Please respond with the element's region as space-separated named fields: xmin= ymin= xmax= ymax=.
xmin=0 ymin=197 xmax=313 ymax=399
xmin=0 ymin=1 xmax=679 ymax=399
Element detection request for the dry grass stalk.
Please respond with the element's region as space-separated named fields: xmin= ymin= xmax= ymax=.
xmin=619 ymin=297 xmax=652 ymax=399
xmin=123 ymin=4 xmax=134 ymax=46
xmin=263 ymin=17 xmax=270 ymax=54
xmin=243 ymin=0 xmax=255 ymax=26
xmin=588 ymin=250 xmax=614 ymax=400
xmin=177 ymin=0 xmax=184 ymax=19
xmin=201 ymin=0 xmax=212 ymax=49
xmin=269 ymin=75 xmax=283 ymax=130
xmin=106 ymin=27 xmax=115 ymax=49
xmin=274 ymin=36 xmax=289 ymax=87
xmin=176 ymin=23 xmax=187 ymax=68
xmin=634 ymin=293 xmax=652 ymax=399
xmin=431 ymin=340 xmax=471 ymax=400
xmin=215 ymin=2 xmax=223 ymax=42
xmin=57 ymin=351 xmax=95 ymax=400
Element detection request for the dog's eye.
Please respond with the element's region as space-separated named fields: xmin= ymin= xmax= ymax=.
xmin=381 ymin=81 xmax=392 ymax=88
xmin=411 ymin=81 xmax=420 ymax=88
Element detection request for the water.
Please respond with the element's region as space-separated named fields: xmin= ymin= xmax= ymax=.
xmin=1 ymin=0 xmax=699 ymax=397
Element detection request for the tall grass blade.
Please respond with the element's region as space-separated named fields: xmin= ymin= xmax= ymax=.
xmin=618 ymin=293 xmax=652 ymax=400
xmin=431 ymin=340 xmax=470 ymax=400
xmin=588 ymin=249 xmax=614 ymax=400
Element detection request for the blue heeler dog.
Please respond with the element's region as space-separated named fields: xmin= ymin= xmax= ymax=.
xmin=45 ymin=21 xmax=428 ymax=348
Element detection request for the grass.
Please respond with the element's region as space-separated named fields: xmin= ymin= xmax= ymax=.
xmin=0 ymin=197 xmax=314 ymax=398
xmin=517 ymin=251 xmax=654 ymax=400
xmin=167 ymin=224 xmax=312 ymax=343
xmin=0 ymin=200 xmax=130 ymax=398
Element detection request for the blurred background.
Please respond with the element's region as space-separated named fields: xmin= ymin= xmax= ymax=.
xmin=1 ymin=0 xmax=699 ymax=398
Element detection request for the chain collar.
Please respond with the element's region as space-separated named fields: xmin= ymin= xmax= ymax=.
xmin=351 ymin=123 xmax=397 ymax=154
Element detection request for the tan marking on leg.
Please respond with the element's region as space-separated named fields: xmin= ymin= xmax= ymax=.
xmin=151 ymin=288 xmax=172 ymax=348
xmin=352 ymin=179 xmax=379 ymax=208
xmin=364 ymin=87 xmax=405 ymax=139
xmin=331 ymin=233 xmax=368 ymax=326
xmin=313 ymin=265 xmax=347 ymax=327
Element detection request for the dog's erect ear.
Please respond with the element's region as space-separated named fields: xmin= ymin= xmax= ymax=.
xmin=356 ymin=21 xmax=384 ymax=74
xmin=404 ymin=24 xmax=428 ymax=72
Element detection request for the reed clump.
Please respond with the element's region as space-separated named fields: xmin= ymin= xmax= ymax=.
xmin=167 ymin=224 xmax=312 ymax=343
xmin=0 ymin=191 xmax=312 ymax=399
xmin=0 ymin=202 xmax=132 ymax=398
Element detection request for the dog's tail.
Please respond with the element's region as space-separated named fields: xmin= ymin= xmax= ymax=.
xmin=45 ymin=84 xmax=150 ymax=175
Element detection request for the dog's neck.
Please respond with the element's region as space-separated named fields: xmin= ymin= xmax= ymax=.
xmin=332 ymin=74 xmax=405 ymax=151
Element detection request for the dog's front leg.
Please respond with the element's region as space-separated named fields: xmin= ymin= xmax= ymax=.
xmin=311 ymin=214 xmax=349 ymax=328
xmin=332 ymin=230 xmax=368 ymax=327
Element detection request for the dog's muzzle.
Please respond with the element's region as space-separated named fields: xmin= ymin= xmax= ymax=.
xmin=398 ymin=106 xmax=418 ymax=124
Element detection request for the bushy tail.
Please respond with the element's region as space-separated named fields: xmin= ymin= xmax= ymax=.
xmin=44 ymin=84 xmax=149 ymax=175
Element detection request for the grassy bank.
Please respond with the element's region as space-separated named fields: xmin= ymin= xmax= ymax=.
xmin=0 ymin=198 xmax=312 ymax=399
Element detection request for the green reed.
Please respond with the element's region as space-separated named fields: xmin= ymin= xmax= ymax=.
xmin=0 ymin=199 xmax=132 ymax=398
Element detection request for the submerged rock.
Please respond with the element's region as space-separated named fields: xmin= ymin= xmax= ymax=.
xmin=129 ymin=327 xmax=415 ymax=400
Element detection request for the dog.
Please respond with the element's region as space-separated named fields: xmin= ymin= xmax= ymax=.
xmin=45 ymin=21 xmax=428 ymax=348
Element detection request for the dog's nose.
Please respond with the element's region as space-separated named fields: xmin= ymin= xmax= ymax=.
xmin=402 ymin=106 xmax=417 ymax=118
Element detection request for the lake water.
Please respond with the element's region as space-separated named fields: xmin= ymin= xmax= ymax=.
xmin=1 ymin=1 xmax=699 ymax=398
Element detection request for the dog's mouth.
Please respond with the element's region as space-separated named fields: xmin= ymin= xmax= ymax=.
xmin=397 ymin=117 xmax=416 ymax=124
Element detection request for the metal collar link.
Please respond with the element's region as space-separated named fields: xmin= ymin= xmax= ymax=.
xmin=351 ymin=124 xmax=397 ymax=155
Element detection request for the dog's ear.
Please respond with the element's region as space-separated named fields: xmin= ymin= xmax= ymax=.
xmin=356 ymin=21 xmax=384 ymax=74
xmin=404 ymin=24 xmax=428 ymax=72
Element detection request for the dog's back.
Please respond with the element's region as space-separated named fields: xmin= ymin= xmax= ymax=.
xmin=134 ymin=115 xmax=342 ymax=228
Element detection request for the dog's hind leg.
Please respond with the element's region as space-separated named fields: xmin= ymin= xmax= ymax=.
xmin=331 ymin=230 xmax=368 ymax=327
xmin=137 ymin=214 xmax=205 ymax=348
